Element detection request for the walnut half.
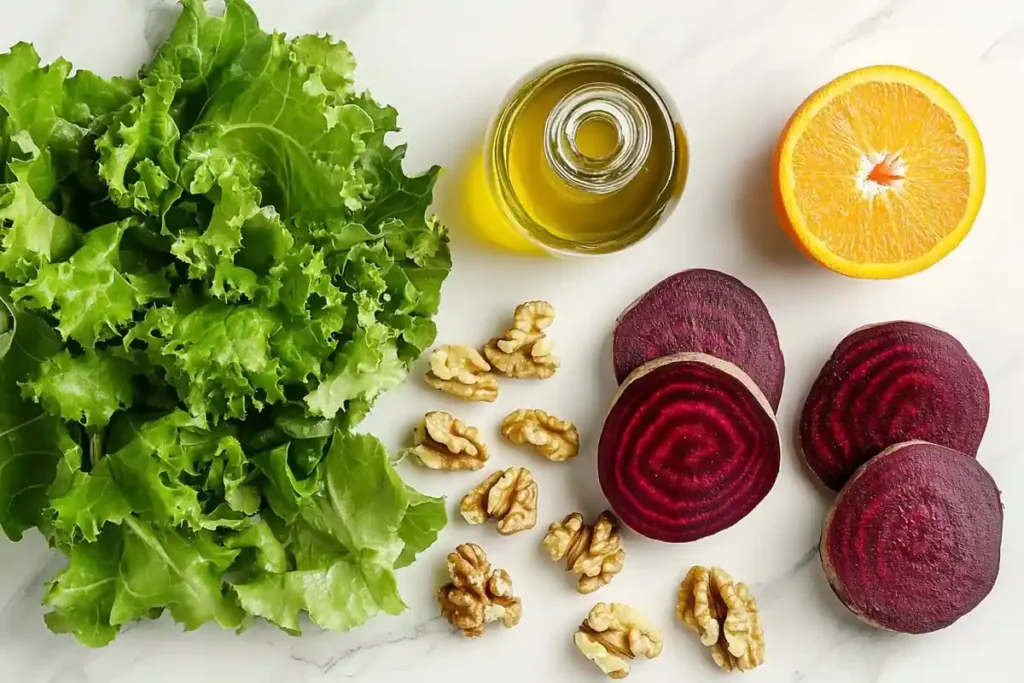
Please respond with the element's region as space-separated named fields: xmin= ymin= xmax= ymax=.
xmin=459 ymin=467 xmax=538 ymax=535
xmin=483 ymin=301 xmax=559 ymax=379
xmin=677 ymin=566 xmax=765 ymax=672
xmin=501 ymin=409 xmax=579 ymax=462
xmin=543 ymin=512 xmax=625 ymax=593
xmin=424 ymin=345 xmax=499 ymax=402
xmin=408 ymin=411 xmax=488 ymax=471
xmin=437 ymin=543 xmax=522 ymax=638
xmin=574 ymin=602 xmax=663 ymax=679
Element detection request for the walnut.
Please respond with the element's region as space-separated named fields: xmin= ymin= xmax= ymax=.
xmin=459 ymin=467 xmax=538 ymax=535
xmin=677 ymin=566 xmax=765 ymax=672
xmin=501 ymin=408 xmax=579 ymax=462
xmin=424 ymin=345 xmax=499 ymax=402
xmin=483 ymin=301 xmax=559 ymax=379
xmin=543 ymin=512 xmax=625 ymax=593
xmin=574 ymin=602 xmax=663 ymax=679
xmin=408 ymin=411 xmax=488 ymax=471
xmin=437 ymin=543 xmax=522 ymax=638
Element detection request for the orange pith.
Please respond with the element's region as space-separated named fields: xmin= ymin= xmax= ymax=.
xmin=774 ymin=66 xmax=985 ymax=279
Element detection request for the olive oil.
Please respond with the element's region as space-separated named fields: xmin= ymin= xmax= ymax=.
xmin=484 ymin=57 xmax=688 ymax=255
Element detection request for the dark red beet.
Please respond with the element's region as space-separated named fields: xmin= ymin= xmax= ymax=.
xmin=612 ymin=269 xmax=785 ymax=411
xmin=598 ymin=353 xmax=781 ymax=543
xmin=822 ymin=441 xmax=1003 ymax=634
xmin=801 ymin=321 xmax=989 ymax=491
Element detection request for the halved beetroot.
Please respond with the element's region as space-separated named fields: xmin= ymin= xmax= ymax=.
xmin=801 ymin=321 xmax=989 ymax=491
xmin=598 ymin=353 xmax=781 ymax=543
xmin=612 ymin=269 xmax=785 ymax=411
xmin=822 ymin=441 xmax=1003 ymax=634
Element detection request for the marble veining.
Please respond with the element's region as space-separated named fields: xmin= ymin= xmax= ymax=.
xmin=2 ymin=0 xmax=1022 ymax=681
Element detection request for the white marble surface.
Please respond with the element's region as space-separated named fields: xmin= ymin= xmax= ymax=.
xmin=1 ymin=0 xmax=1022 ymax=681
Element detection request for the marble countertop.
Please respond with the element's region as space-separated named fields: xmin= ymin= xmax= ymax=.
xmin=1 ymin=0 xmax=1021 ymax=681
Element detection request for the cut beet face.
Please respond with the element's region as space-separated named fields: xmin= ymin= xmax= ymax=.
xmin=598 ymin=353 xmax=781 ymax=543
xmin=613 ymin=269 xmax=785 ymax=411
xmin=801 ymin=321 xmax=989 ymax=491
xmin=822 ymin=441 xmax=1003 ymax=634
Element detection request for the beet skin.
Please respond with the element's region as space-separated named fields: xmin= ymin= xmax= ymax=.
xmin=821 ymin=441 xmax=1003 ymax=634
xmin=612 ymin=269 xmax=785 ymax=411
xmin=801 ymin=321 xmax=989 ymax=491
xmin=598 ymin=353 xmax=781 ymax=543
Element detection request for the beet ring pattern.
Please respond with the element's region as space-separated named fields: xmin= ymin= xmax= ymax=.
xmin=800 ymin=321 xmax=989 ymax=491
xmin=821 ymin=441 xmax=1003 ymax=634
xmin=598 ymin=353 xmax=781 ymax=543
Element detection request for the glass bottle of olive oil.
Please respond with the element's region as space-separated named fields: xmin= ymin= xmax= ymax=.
xmin=481 ymin=56 xmax=688 ymax=255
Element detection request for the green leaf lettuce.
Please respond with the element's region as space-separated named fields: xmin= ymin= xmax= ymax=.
xmin=1 ymin=0 xmax=449 ymax=646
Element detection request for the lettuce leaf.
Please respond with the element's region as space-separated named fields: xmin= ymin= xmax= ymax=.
xmin=23 ymin=348 xmax=137 ymax=427
xmin=0 ymin=304 xmax=78 ymax=540
xmin=45 ymin=518 xmax=246 ymax=646
xmin=43 ymin=531 xmax=121 ymax=647
xmin=231 ymin=432 xmax=445 ymax=634
xmin=0 ymin=294 xmax=13 ymax=359
xmin=0 ymin=132 xmax=80 ymax=281
xmin=0 ymin=0 xmax=450 ymax=646
xmin=13 ymin=220 xmax=171 ymax=346
xmin=43 ymin=428 xmax=444 ymax=644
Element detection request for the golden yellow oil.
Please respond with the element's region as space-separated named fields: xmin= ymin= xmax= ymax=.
xmin=573 ymin=117 xmax=620 ymax=159
xmin=460 ymin=152 xmax=544 ymax=254
xmin=481 ymin=57 xmax=688 ymax=255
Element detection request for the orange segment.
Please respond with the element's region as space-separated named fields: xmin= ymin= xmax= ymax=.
xmin=774 ymin=66 xmax=985 ymax=278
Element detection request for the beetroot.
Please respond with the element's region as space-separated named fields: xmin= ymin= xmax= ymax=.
xmin=822 ymin=441 xmax=1003 ymax=634
xmin=801 ymin=321 xmax=989 ymax=491
xmin=598 ymin=353 xmax=781 ymax=543
xmin=612 ymin=269 xmax=785 ymax=411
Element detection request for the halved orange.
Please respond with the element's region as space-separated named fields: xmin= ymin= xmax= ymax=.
xmin=773 ymin=66 xmax=985 ymax=279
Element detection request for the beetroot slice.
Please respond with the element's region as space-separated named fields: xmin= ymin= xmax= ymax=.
xmin=801 ymin=321 xmax=989 ymax=491
xmin=613 ymin=269 xmax=785 ymax=411
xmin=598 ymin=353 xmax=781 ymax=543
xmin=822 ymin=441 xmax=1003 ymax=634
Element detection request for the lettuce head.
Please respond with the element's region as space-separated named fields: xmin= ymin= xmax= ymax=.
xmin=0 ymin=0 xmax=449 ymax=646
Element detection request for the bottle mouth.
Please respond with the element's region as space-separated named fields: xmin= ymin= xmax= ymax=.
xmin=544 ymin=83 xmax=653 ymax=195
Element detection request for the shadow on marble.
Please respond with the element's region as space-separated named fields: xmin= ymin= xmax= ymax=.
xmin=142 ymin=0 xmax=181 ymax=54
xmin=807 ymin=550 xmax=882 ymax=636
xmin=561 ymin=339 xmax=611 ymax=518
xmin=734 ymin=145 xmax=814 ymax=271
xmin=432 ymin=129 xmax=522 ymax=258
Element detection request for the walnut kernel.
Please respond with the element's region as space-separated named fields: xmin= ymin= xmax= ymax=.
xmin=574 ymin=602 xmax=663 ymax=679
xmin=459 ymin=467 xmax=538 ymax=535
xmin=543 ymin=512 xmax=625 ymax=593
xmin=483 ymin=301 xmax=559 ymax=379
xmin=501 ymin=408 xmax=579 ymax=462
xmin=677 ymin=566 xmax=765 ymax=672
xmin=424 ymin=345 xmax=499 ymax=402
xmin=408 ymin=411 xmax=488 ymax=471
xmin=437 ymin=543 xmax=522 ymax=637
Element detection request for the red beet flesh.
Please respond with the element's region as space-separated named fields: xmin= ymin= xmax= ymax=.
xmin=801 ymin=321 xmax=989 ymax=491
xmin=822 ymin=441 xmax=1003 ymax=634
xmin=598 ymin=353 xmax=781 ymax=543
xmin=612 ymin=269 xmax=785 ymax=411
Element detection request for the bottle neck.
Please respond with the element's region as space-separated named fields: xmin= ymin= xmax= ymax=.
xmin=544 ymin=83 xmax=652 ymax=194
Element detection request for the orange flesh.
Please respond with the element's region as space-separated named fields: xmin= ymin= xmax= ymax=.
xmin=790 ymin=81 xmax=971 ymax=264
